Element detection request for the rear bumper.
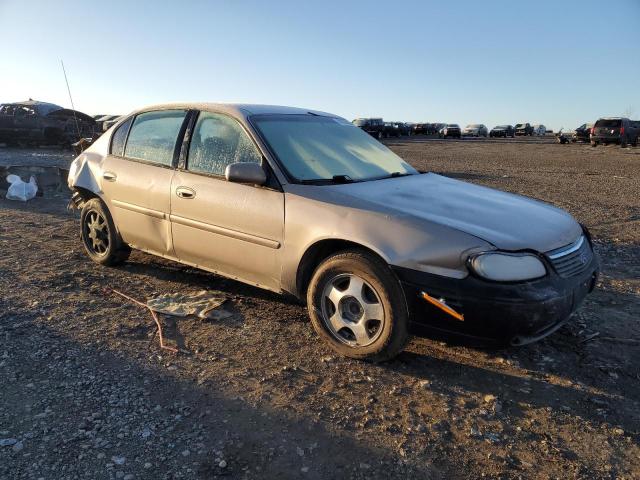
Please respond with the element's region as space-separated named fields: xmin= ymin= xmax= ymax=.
xmin=591 ymin=135 xmax=621 ymax=144
xmin=393 ymin=253 xmax=599 ymax=346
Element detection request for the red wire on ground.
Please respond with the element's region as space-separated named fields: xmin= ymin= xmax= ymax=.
xmin=109 ymin=288 xmax=178 ymax=354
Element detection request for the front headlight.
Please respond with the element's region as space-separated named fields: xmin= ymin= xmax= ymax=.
xmin=469 ymin=252 xmax=546 ymax=282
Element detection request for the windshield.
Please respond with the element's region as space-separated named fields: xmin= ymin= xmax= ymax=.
xmin=353 ymin=119 xmax=367 ymax=126
xmin=467 ymin=124 xmax=481 ymax=128
xmin=252 ymin=114 xmax=417 ymax=183
xmin=494 ymin=125 xmax=508 ymax=129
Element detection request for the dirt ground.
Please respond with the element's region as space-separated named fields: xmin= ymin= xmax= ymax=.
xmin=1 ymin=138 xmax=639 ymax=479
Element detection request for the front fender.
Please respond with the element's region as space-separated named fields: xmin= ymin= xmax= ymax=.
xmin=280 ymin=190 xmax=493 ymax=295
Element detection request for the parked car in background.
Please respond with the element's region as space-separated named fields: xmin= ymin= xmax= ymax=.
xmin=95 ymin=114 xmax=122 ymax=132
xmin=532 ymin=124 xmax=547 ymax=136
xmin=383 ymin=122 xmax=401 ymax=138
xmin=439 ymin=124 xmax=461 ymax=138
xmin=590 ymin=117 xmax=639 ymax=147
xmin=0 ymin=99 xmax=97 ymax=146
xmin=399 ymin=123 xmax=413 ymax=135
xmin=412 ymin=123 xmax=425 ymax=135
xmin=572 ymin=123 xmax=593 ymax=143
xmin=490 ymin=125 xmax=515 ymax=138
xmin=352 ymin=118 xmax=385 ymax=139
xmin=68 ymin=102 xmax=599 ymax=360
xmin=515 ymin=123 xmax=534 ymax=136
xmin=462 ymin=124 xmax=488 ymax=137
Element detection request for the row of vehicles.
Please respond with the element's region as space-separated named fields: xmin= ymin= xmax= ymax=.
xmin=353 ymin=118 xmax=548 ymax=139
xmin=351 ymin=118 xmax=412 ymax=139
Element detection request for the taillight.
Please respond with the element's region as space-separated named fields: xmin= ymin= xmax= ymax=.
xmin=620 ymin=126 xmax=625 ymax=135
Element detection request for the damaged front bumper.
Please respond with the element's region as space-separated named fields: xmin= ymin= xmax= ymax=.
xmin=393 ymin=254 xmax=599 ymax=346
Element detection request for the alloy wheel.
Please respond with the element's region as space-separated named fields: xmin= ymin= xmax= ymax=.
xmin=84 ymin=210 xmax=110 ymax=255
xmin=320 ymin=273 xmax=385 ymax=347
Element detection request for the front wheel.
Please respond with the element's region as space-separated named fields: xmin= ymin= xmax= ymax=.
xmin=307 ymin=250 xmax=409 ymax=362
xmin=80 ymin=197 xmax=131 ymax=266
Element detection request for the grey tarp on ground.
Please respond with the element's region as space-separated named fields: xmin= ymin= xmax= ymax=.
xmin=146 ymin=291 xmax=231 ymax=320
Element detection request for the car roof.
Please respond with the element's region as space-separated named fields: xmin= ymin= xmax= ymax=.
xmin=132 ymin=102 xmax=341 ymax=121
xmin=2 ymin=99 xmax=63 ymax=115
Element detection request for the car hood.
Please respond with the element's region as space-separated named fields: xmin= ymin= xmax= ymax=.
xmin=306 ymin=173 xmax=581 ymax=252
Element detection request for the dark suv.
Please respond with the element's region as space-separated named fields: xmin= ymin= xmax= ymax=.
xmin=590 ymin=118 xmax=639 ymax=147
xmin=490 ymin=125 xmax=515 ymax=138
xmin=438 ymin=124 xmax=461 ymax=139
xmin=352 ymin=118 xmax=385 ymax=140
xmin=515 ymin=123 xmax=534 ymax=136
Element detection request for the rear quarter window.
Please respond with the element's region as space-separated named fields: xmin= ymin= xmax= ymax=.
xmin=124 ymin=110 xmax=188 ymax=166
xmin=109 ymin=116 xmax=133 ymax=156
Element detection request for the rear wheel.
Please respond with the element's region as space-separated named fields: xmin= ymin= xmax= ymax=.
xmin=80 ymin=198 xmax=130 ymax=266
xmin=307 ymin=250 xmax=409 ymax=362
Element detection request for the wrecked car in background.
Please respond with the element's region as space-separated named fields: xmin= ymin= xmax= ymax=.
xmin=0 ymin=99 xmax=96 ymax=146
xmin=68 ymin=103 xmax=599 ymax=361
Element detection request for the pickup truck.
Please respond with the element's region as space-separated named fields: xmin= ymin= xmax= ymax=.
xmin=590 ymin=117 xmax=639 ymax=147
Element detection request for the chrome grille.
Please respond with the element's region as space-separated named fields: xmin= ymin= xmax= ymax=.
xmin=546 ymin=235 xmax=593 ymax=278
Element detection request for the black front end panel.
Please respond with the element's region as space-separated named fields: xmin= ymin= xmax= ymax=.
xmin=393 ymin=252 xmax=599 ymax=346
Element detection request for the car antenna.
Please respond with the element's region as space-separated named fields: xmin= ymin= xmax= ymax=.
xmin=60 ymin=59 xmax=82 ymax=142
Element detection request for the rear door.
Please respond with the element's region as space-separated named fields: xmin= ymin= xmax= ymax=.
xmin=101 ymin=109 xmax=189 ymax=256
xmin=594 ymin=119 xmax=622 ymax=140
xmin=170 ymin=110 xmax=284 ymax=291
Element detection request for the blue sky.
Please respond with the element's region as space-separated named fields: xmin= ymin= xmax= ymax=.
xmin=1 ymin=0 xmax=638 ymax=130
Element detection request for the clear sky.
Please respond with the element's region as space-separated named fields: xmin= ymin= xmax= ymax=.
xmin=1 ymin=0 xmax=638 ymax=130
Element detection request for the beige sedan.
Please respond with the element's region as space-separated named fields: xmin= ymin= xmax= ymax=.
xmin=69 ymin=103 xmax=599 ymax=360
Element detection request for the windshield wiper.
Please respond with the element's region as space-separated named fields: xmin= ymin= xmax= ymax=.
xmin=331 ymin=174 xmax=354 ymax=183
xmin=298 ymin=175 xmax=356 ymax=185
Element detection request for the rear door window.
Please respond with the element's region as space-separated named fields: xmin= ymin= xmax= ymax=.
xmin=187 ymin=112 xmax=261 ymax=176
xmin=124 ymin=110 xmax=188 ymax=166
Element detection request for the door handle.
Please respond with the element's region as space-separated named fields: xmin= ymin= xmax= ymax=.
xmin=176 ymin=186 xmax=196 ymax=199
xmin=103 ymin=172 xmax=117 ymax=182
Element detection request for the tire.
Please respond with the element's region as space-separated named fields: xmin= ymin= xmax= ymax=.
xmin=307 ymin=250 xmax=409 ymax=362
xmin=80 ymin=197 xmax=131 ymax=266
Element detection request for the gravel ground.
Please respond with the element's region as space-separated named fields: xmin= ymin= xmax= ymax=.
xmin=1 ymin=139 xmax=639 ymax=479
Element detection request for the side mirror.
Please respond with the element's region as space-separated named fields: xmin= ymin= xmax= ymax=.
xmin=225 ymin=162 xmax=267 ymax=186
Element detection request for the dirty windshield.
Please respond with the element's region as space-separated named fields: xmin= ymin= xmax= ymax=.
xmin=253 ymin=114 xmax=417 ymax=183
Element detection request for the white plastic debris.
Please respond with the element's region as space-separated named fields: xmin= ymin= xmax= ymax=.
xmin=6 ymin=174 xmax=38 ymax=201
